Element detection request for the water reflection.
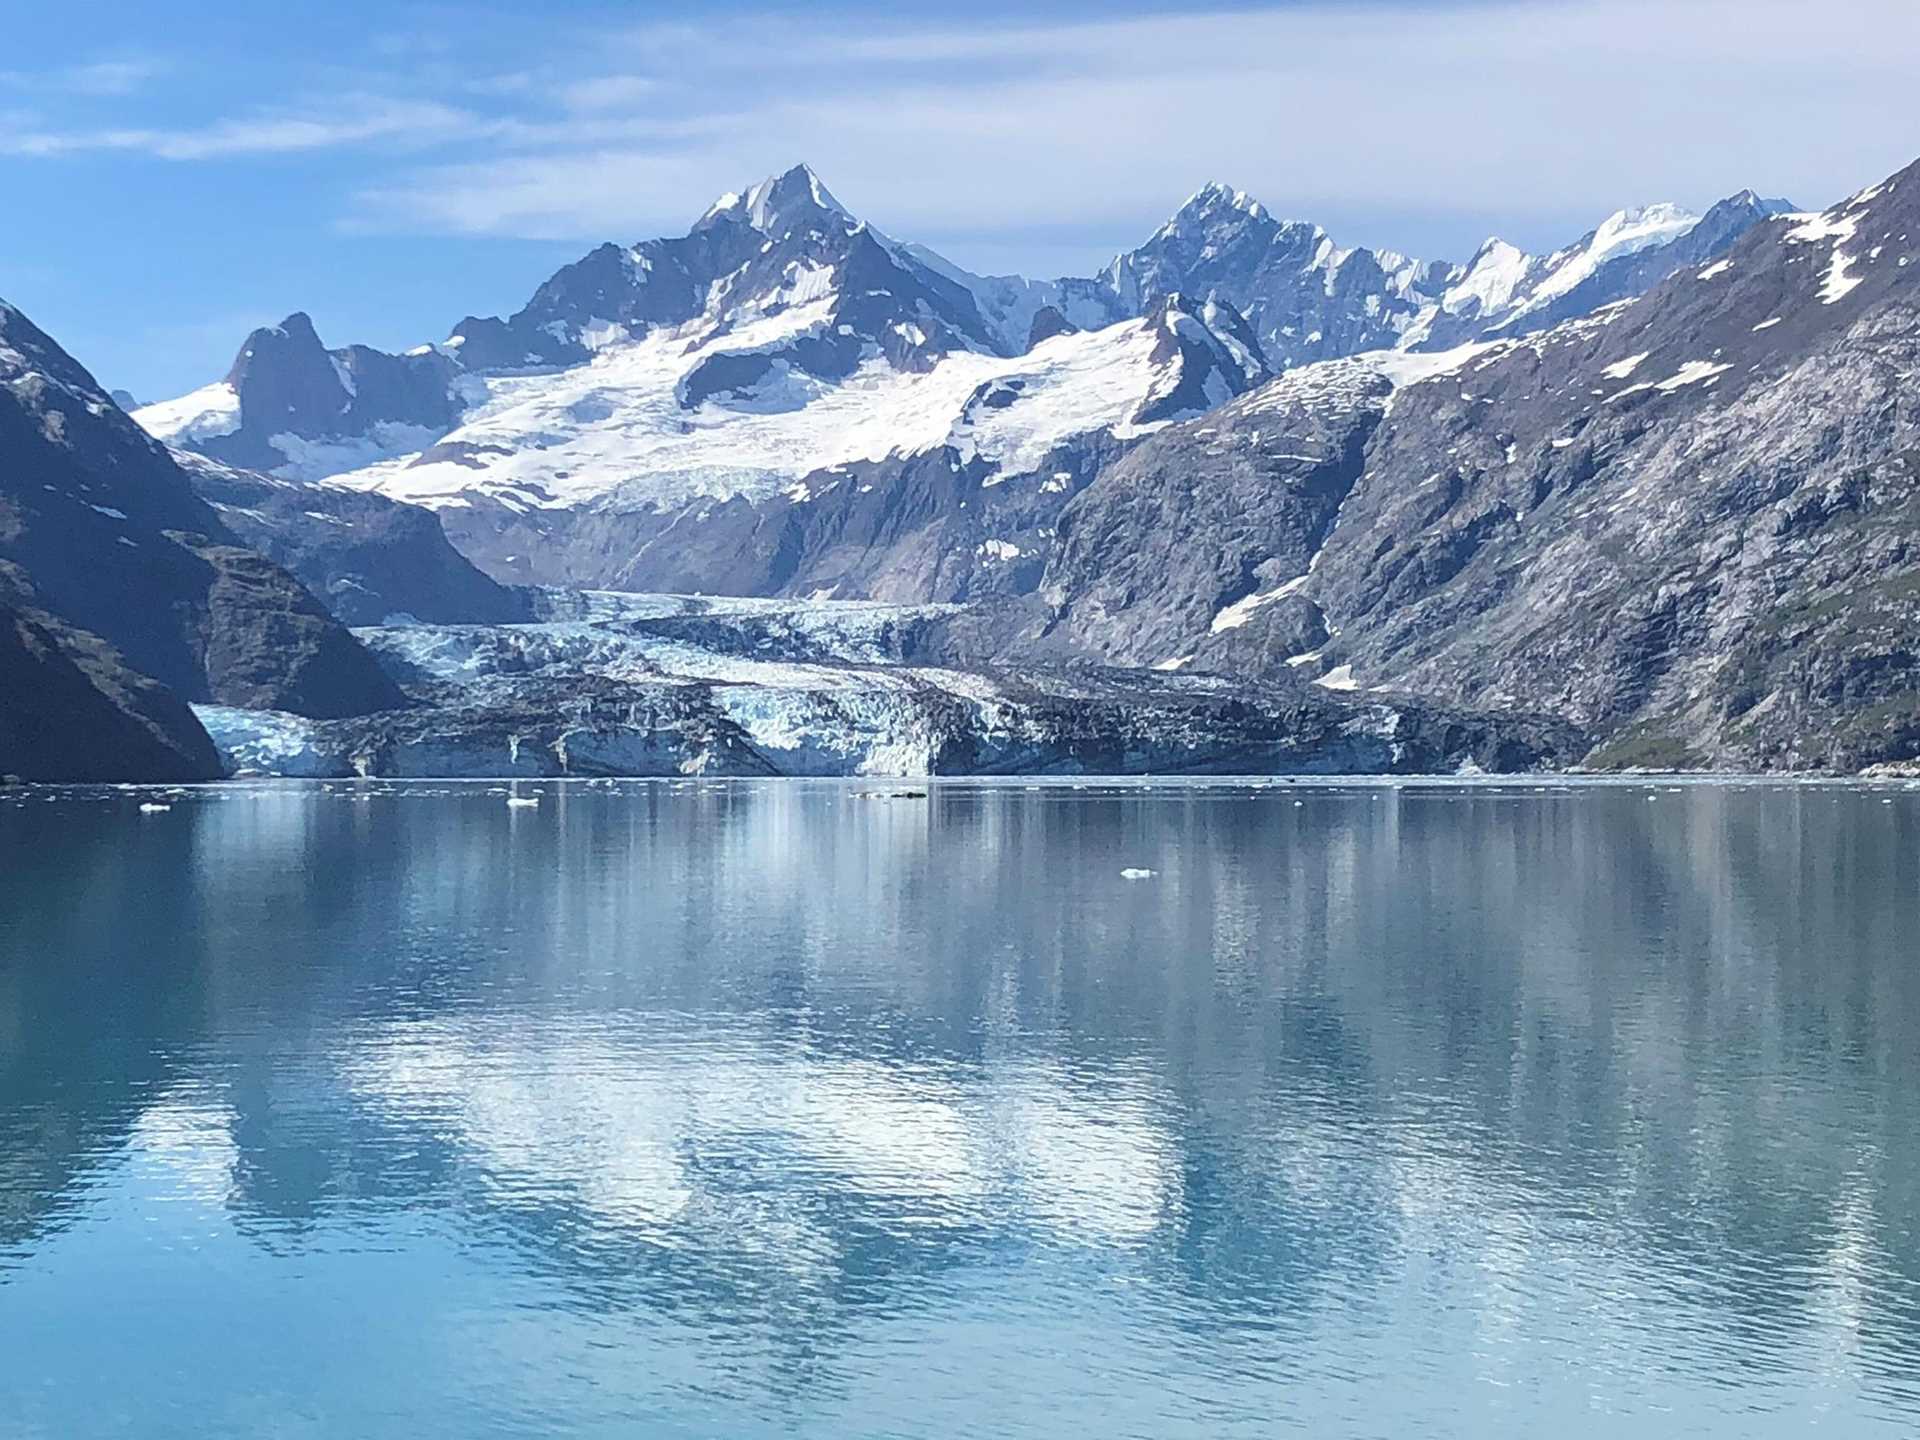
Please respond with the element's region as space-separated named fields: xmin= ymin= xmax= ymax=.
xmin=2 ymin=780 xmax=1918 ymax=1436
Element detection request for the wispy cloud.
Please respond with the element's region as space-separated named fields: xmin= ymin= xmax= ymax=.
xmin=0 ymin=57 xmax=169 ymax=98
xmin=7 ymin=3 xmax=1920 ymax=265
xmin=345 ymin=0 xmax=1920 ymax=251
xmin=0 ymin=97 xmax=478 ymax=160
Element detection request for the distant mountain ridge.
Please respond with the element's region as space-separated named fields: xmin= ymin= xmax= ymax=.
xmin=135 ymin=164 xmax=1784 ymax=501
xmin=1017 ymin=158 xmax=1920 ymax=770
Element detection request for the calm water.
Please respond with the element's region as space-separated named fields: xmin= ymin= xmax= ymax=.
xmin=3 ymin=779 xmax=1919 ymax=1438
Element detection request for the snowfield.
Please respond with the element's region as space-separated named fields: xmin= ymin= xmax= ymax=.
xmin=316 ymin=309 xmax=1212 ymax=513
xmin=131 ymin=379 xmax=241 ymax=444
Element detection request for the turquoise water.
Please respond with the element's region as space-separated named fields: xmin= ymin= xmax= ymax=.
xmin=3 ymin=778 xmax=1918 ymax=1437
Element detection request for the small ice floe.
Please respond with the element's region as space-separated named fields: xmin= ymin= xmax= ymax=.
xmin=138 ymin=802 xmax=171 ymax=813
xmin=1120 ymin=867 xmax=1157 ymax=880
xmin=506 ymin=796 xmax=541 ymax=809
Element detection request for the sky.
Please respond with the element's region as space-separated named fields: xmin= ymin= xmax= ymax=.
xmin=3 ymin=0 xmax=1918 ymax=401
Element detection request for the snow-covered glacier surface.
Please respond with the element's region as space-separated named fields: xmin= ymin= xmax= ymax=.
xmin=319 ymin=312 xmax=1208 ymax=514
xmin=191 ymin=591 xmax=1577 ymax=780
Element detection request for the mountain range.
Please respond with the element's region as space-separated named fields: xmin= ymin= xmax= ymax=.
xmin=6 ymin=154 xmax=1918 ymax=780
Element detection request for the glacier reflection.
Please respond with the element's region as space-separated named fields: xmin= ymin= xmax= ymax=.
xmin=2 ymin=780 xmax=1919 ymax=1436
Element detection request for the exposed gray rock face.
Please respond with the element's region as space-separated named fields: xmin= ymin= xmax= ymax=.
xmin=174 ymin=451 xmax=529 ymax=626
xmin=186 ymin=311 xmax=466 ymax=474
xmin=432 ymin=291 xmax=1264 ymax=597
xmin=1026 ymin=356 xmax=1394 ymax=672
xmin=0 ymin=298 xmax=405 ymax=727
xmin=0 ymin=600 xmax=220 ymax=782
xmin=1027 ymin=157 xmax=1920 ymax=771
xmin=194 ymin=592 xmax=1581 ymax=779
xmin=439 ymin=440 xmax=1111 ymax=602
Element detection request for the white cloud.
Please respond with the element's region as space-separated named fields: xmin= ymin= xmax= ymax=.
xmin=0 ymin=57 xmax=167 ymax=98
xmin=0 ymin=97 xmax=478 ymax=160
xmin=339 ymin=0 xmax=1920 ymax=255
xmin=560 ymin=75 xmax=660 ymax=112
xmin=8 ymin=2 xmax=1920 ymax=270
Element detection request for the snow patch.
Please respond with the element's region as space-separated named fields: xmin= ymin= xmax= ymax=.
xmin=1784 ymin=211 xmax=1861 ymax=245
xmin=132 ymin=381 xmax=242 ymax=444
xmin=1209 ymin=573 xmax=1308 ymax=633
xmin=1819 ymin=250 xmax=1863 ymax=305
xmin=1314 ymin=664 xmax=1359 ymax=691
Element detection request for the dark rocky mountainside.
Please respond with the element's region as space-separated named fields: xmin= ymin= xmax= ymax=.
xmin=0 ymin=600 xmax=220 ymax=782
xmin=174 ymin=450 xmax=529 ymax=626
xmin=1023 ymin=158 xmax=1920 ymax=771
xmin=0 ymin=297 xmax=404 ymax=777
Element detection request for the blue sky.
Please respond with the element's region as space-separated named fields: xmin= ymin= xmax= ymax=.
xmin=4 ymin=0 xmax=1917 ymax=400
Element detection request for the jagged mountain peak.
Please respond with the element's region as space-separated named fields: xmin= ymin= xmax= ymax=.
xmin=137 ymin=161 xmax=1812 ymax=510
xmin=225 ymin=310 xmax=330 ymax=383
xmin=702 ymin=163 xmax=856 ymax=238
xmin=1174 ymin=181 xmax=1271 ymax=223
xmin=1716 ymin=188 xmax=1796 ymax=218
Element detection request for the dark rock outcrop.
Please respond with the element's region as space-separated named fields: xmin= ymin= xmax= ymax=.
xmin=0 ymin=297 xmax=405 ymax=729
xmin=0 ymin=599 xmax=220 ymax=782
xmin=175 ymin=451 xmax=529 ymax=626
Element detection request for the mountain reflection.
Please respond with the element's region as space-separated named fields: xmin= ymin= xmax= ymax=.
xmin=3 ymin=780 xmax=1919 ymax=1432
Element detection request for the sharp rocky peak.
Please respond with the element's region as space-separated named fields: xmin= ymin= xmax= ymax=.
xmin=225 ymin=311 xmax=331 ymax=386
xmin=703 ymin=163 xmax=855 ymax=238
xmin=1176 ymin=181 xmax=1270 ymax=223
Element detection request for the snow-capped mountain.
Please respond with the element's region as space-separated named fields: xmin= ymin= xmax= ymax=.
xmin=321 ymin=287 xmax=1266 ymax=517
xmin=22 ymin=151 xmax=1920 ymax=780
xmin=920 ymin=184 xmax=1791 ymax=369
xmin=1403 ymin=190 xmax=1795 ymax=350
xmin=136 ymin=163 xmax=1772 ymax=519
xmin=1025 ymin=156 xmax=1920 ymax=770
